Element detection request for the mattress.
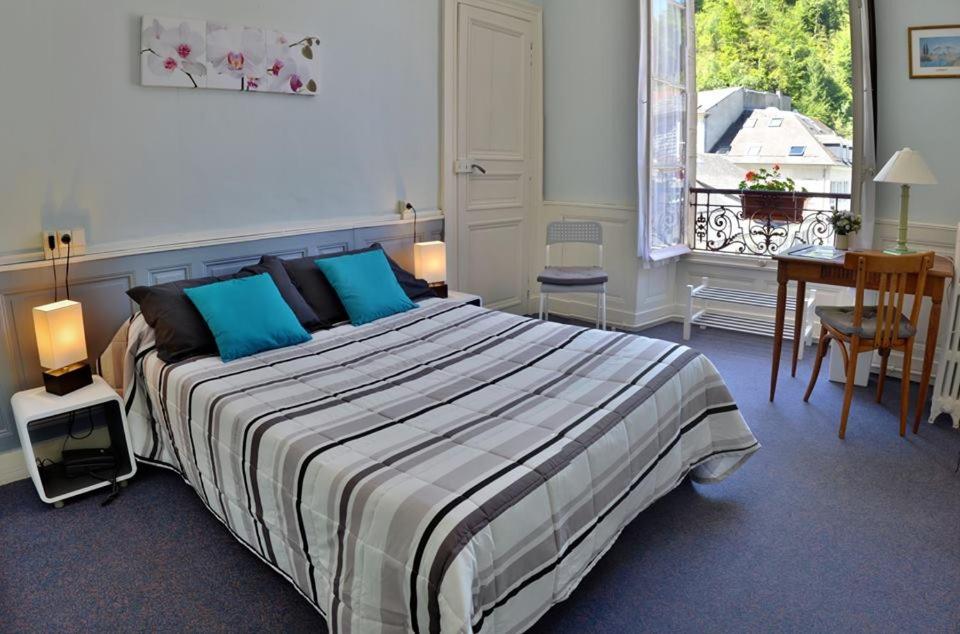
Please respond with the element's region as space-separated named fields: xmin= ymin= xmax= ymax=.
xmin=107 ymin=297 xmax=759 ymax=633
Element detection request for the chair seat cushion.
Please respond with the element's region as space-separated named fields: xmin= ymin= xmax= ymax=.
xmin=537 ymin=266 xmax=608 ymax=286
xmin=815 ymin=305 xmax=917 ymax=340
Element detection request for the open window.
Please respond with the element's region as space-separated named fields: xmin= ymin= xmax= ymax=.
xmin=638 ymin=0 xmax=694 ymax=261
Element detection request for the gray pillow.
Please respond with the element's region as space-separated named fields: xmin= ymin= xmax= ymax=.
xmin=241 ymin=257 xmax=323 ymax=332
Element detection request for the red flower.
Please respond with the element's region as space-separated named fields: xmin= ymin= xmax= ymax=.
xmin=773 ymin=164 xmax=781 ymax=171
xmin=745 ymin=171 xmax=757 ymax=182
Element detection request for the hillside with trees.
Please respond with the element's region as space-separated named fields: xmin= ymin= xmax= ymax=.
xmin=695 ymin=0 xmax=853 ymax=138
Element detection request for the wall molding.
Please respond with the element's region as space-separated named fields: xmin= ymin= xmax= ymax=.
xmin=874 ymin=217 xmax=958 ymax=254
xmin=542 ymin=200 xmax=637 ymax=213
xmin=0 ymin=211 xmax=443 ymax=273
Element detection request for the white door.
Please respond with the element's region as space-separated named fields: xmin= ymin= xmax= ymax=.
xmin=454 ymin=2 xmax=538 ymax=314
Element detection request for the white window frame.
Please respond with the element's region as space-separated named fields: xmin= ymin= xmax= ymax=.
xmin=638 ymin=0 xmax=696 ymax=262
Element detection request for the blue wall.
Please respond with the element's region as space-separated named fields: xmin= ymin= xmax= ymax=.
xmin=875 ymin=0 xmax=959 ymax=223
xmin=540 ymin=0 xmax=639 ymax=207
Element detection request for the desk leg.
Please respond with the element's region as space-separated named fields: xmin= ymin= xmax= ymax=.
xmin=770 ymin=275 xmax=788 ymax=402
xmin=791 ymin=280 xmax=806 ymax=377
xmin=913 ymin=295 xmax=943 ymax=433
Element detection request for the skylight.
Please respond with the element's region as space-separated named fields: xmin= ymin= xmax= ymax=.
xmin=746 ymin=145 xmax=762 ymax=156
xmin=789 ymin=145 xmax=806 ymax=156
xmin=768 ymin=118 xmax=783 ymax=127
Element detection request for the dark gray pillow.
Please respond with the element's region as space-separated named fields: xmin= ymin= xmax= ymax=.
xmin=283 ymin=243 xmax=436 ymax=327
xmin=241 ymin=257 xmax=323 ymax=332
xmin=127 ymin=275 xmax=247 ymax=363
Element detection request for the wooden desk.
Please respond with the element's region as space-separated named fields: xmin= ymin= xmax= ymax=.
xmin=770 ymin=246 xmax=954 ymax=432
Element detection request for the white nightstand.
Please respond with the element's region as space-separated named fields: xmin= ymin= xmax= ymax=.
xmin=11 ymin=376 xmax=137 ymax=508
xmin=447 ymin=290 xmax=483 ymax=307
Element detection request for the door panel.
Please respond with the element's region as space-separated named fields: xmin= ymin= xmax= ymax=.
xmin=465 ymin=217 xmax=525 ymax=309
xmin=457 ymin=4 xmax=534 ymax=313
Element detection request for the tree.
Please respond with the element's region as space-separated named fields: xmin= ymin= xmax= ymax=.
xmin=696 ymin=0 xmax=853 ymax=137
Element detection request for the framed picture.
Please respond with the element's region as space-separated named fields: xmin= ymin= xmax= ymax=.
xmin=908 ymin=24 xmax=960 ymax=79
xmin=140 ymin=16 xmax=319 ymax=95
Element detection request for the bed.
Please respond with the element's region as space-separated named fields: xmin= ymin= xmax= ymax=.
xmin=104 ymin=297 xmax=758 ymax=633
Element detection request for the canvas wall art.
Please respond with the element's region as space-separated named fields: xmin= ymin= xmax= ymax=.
xmin=140 ymin=16 xmax=319 ymax=95
xmin=909 ymin=25 xmax=960 ymax=79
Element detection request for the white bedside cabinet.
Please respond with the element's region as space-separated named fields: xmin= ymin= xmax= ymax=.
xmin=11 ymin=376 xmax=137 ymax=508
xmin=447 ymin=290 xmax=483 ymax=307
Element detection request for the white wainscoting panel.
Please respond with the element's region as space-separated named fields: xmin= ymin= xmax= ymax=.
xmin=536 ymin=202 xmax=677 ymax=329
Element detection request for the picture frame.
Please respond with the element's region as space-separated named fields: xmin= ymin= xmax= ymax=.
xmin=140 ymin=16 xmax=320 ymax=95
xmin=908 ymin=24 xmax=960 ymax=79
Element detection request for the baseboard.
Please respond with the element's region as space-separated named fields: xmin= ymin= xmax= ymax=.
xmin=0 ymin=447 xmax=27 ymax=486
xmin=535 ymin=293 xmax=675 ymax=331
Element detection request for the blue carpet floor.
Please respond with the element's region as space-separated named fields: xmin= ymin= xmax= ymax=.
xmin=1 ymin=323 xmax=959 ymax=633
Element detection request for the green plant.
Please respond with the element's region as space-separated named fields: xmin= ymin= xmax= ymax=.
xmin=738 ymin=165 xmax=806 ymax=192
xmin=830 ymin=210 xmax=861 ymax=235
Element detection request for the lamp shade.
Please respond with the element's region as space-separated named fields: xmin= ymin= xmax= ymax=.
xmin=33 ymin=300 xmax=88 ymax=370
xmin=413 ymin=241 xmax=447 ymax=284
xmin=874 ymin=147 xmax=938 ymax=185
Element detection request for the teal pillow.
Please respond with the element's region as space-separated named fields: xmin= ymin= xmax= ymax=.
xmin=314 ymin=249 xmax=418 ymax=325
xmin=183 ymin=273 xmax=311 ymax=361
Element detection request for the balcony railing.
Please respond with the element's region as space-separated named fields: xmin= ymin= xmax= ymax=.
xmin=690 ymin=187 xmax=851 ymax=257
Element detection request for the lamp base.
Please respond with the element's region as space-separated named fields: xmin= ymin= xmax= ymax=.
xmin=883 ymin=246 xmax=916 ymax=256
xmin=429 ymin=282 xmax=448 ymax=299
xmin=43 ymin=362 xmax=93 ymax=396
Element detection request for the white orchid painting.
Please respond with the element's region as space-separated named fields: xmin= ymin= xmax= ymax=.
xmin=206 ymin=23 xmax=265 ymax=91
xmin=141 ymin=17 xmax=207 ymax=88
xmin=140 ymin=16 xmax=318 ymax=96
xmin=264 ymin=30 xmax=319 ymax=95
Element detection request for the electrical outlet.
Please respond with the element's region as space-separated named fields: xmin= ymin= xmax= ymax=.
xmin=398 ymin=200 xmax=409 ymax=219
xmin=55 ymin=230 xmax=69 ymax=258
xmin=68 ymin=228 xmax=86 ymax=256
xmin=55 ymin=229 xmax=86 ymax=258
xmin=41 ymin=231 xmax=58 ymax=260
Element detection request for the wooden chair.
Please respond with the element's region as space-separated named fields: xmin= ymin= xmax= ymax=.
xmin=804 ymin=251 xmax=935 ymax=438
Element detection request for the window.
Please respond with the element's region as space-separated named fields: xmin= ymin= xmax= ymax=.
xmin=830 ymin=181 xmax=851 ymax=194
xmin=746 ymin=144 xmax=762 ymax=156
xmin=743 ymin=118 xmax=757 ymax=128
xmin=768 ymin=118 xmax=783 ymax=127
xmin=639 ymin=0 xmax=692 ymax=260
xmin=789 ymin=145 xmax=806 ymax=156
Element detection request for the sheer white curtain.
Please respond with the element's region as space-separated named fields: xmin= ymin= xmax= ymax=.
xmin=850 ymin=0 xmax=877 ymax=249
xmin=638 ymin=0 xmax=690 ymax=261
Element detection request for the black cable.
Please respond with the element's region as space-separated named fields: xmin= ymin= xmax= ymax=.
xmin=49 ymin=235 xmax=59 ymax=302
xmin=64 ymin=237 xmax=71 ymax=300
xmin=407 ymin=203 xmax=417 ymax=242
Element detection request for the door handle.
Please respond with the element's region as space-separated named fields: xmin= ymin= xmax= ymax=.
xmin=455 ymin=160 xmax=488 ymax=175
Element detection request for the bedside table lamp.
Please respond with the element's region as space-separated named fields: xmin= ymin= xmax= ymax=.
xmin=33 ymin=299 xmax=93 ymax=395
xmin=874 ymin=147 xmax=937 ymax=255
xmin=414 ymin=241 xmax=448 ymax=298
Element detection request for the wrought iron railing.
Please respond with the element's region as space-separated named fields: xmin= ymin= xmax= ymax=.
xmin=690 ymin=188 xmax=850 ymax=256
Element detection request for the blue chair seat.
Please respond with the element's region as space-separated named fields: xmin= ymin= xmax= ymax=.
xmin=537 ymin=266 xmax=608 ymax=286
xmin=815 ymin=305 xmax=916 ymax=340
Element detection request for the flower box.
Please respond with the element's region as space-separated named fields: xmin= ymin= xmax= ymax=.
xmin=739 ymin=191 xmax=810 ymax=223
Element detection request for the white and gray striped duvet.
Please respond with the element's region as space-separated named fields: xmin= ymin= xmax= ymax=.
xmin=110 ymin=297 xmax=758 ymax=633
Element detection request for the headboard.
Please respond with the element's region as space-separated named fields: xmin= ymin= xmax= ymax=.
xmin=0 ymin=218 xmax=442 ymax=454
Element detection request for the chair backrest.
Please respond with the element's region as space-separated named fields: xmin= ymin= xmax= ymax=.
xmin=546 ymin=221 xmax=602 ymax=245
xmin=545 ymin=221 xmax=603 ymax=268
xmin=843 ymin=251 xmax=936 ymax=347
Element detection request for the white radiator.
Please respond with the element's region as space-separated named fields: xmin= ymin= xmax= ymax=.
xmin=929 ymin=224 xmax=960 ymax=429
